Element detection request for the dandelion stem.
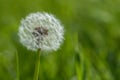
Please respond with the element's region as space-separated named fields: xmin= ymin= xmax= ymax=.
xmin=34 ymin=49 xmax=41 ymax=80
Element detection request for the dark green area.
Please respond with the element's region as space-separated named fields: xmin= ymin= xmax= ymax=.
xmin=0 ymin=0 xmax=120 ymax=80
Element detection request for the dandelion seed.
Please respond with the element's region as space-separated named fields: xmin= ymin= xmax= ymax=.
xmin=18 ymin=12 xmax=64 ymax=52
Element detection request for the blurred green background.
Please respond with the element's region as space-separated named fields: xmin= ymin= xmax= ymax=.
xmin=0 ymin=0 xmax=120 ymax=80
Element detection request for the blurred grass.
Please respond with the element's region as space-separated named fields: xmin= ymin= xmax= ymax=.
xmin=0 ymin=0 xmax=120 ymax=80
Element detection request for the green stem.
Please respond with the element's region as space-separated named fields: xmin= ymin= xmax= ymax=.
xmin=34 ymin=49 xmax=41 ymax=80
xmin=16 ymin=50 xmax=19 ymax=80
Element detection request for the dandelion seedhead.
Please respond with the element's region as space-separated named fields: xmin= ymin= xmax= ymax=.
xmin=18 ymin=12 xmax=64 ymax=52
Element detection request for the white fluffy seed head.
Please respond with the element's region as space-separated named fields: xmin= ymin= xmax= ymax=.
xmin=18 ymin=12 xmax=64 ymax=52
